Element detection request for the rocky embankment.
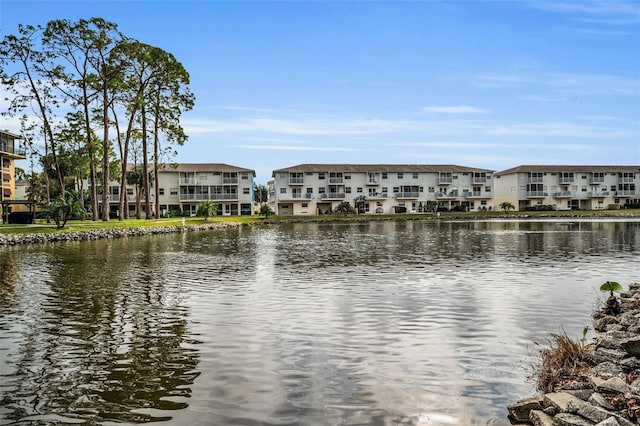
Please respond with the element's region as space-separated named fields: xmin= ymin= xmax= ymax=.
xmin=508 ymin=283 xmax=640 ymax=425
xmin=0 ymin=222 xmax=245 ymax=246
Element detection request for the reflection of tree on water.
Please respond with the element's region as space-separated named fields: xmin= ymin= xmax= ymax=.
xmin=0 ymin=239 xmax=200 ymax=424
xmin=0 ymin=252 xmax=19 ymax=306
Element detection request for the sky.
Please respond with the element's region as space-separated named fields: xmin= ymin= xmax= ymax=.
xmin=1 ymin=0 xmax=639 ymax=184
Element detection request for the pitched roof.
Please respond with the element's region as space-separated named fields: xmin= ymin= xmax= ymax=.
xmin=272 ymin=164 xmax=494 ymax=175
xmin=157 ymin=163 xmax=255 ymax=175
xmin=495 ymin=165 xmax=640 ymax=176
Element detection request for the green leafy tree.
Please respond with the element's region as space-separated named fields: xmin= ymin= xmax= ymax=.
xmin=0 ymin=24 xmax=66 ymax=195
xmin=334 ymin=201 xmax=354 ymax=214
xmin=500 ymin=201 xmax=515 ymax=213
xmin=196 ymin=200 xmax=218 ymax=222
xmin=254 ymin=184 xmax=268 ymax=203
xmin=40 ymin=190 xmax=86 ymax=229
xmin=259 ymin=204 xmax=274 ymax=218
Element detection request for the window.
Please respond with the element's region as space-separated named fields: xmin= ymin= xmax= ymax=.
xmin=241 ymin=172 xmax=249 ymax=180
xmin=306 ymin=187 xmax=313 ymax=194
xmin=412 ymin=172 xmax=418 ymax=179
xmin=485 ymin=186 xmax=491 ymax=192
xmin=305 ymin=172 xmax=313 ymax=176
xmin=481 ymin=200 xmax=487 ymax=205
xmin=279 ymin=173 xmax=287 ymax=180
xmin=243 ymin=187 xmax=250 ymax=194
xmin=397 ymin=173 xmax=403 ymax=179
xmin=357 ymin=187 xmax=363 ymax=193
xmin=280 ymin=188 xmax=286 ymax=194
xmin=318 ymin=187 xmax=326 ymax=193
xmin=159 ymin=188 xmax=165 ymax=195
xmin=170 ymin=188 xmax=178 ymax=195
xmin=381 ymin=172 xmax=388 ymax=179
xmin=127 ymin=188 xmax=134 ymax=195
xmin=419 ymin=186 xmax=424 ymax=192
xmin=428 ymin=187 xmax=435 ymax=192
xmin=302 ymin=203 xmax=308 ymax=208
xmin=345 ymin=187 xmax=352 ymax=193
xmin=393 ymin=187 xmax=399 ymax=193
xmin=345 ymin=174 xmax=351 ymax=180
xmin=318 ymin=173 xmax=325 ymax=179
xmin=382 ymin=187 xmax=388 ymax=193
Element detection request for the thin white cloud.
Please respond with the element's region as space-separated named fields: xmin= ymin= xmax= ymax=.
xmin=236 ymin=144 xmax=357 ymax=152
xmin=402 ymin=141 xmax=594 ymax=151
xmin=486 ymin=122 xmax=635 ymax=139
xmin=422 ymin=105 xmax=488 ymax=114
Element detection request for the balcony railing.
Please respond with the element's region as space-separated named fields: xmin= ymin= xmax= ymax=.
xmin=526 ymin=191 xmax=548 ymax=198
xmin=559 ymin=177 xmax=574 ymax=184
xmin=466 ymin=191 xmax=492 ymax=198
xmin=587 ymin=191 xmax=610 ymax=198
xmin=438 ymin=177 xmax=453 ymax=184
xmin=328 ymin=177 xmax=343 ymax=184
xmin=319 ymin=192 xmax=345 ymax=199
xmin=289 ymin=177 xmax=304 ymax=185
xmin=395 ymin=192 xmax=419 ymax=198
xmin=367 ymin=193 xmax=387 ymax=199
xmin=619 ymin=177 xmax=635 ymax=183
xmin=435 ymin=191 xmax=458 ymax=199
xmin=616 ymin=190 xmax=637 ymax=197
xmin=180 ymin=178 xmax=196 ymax=185
xmin=366 ymin=179 xmax=379 ymax=185
xmin=0 ymin=144 xmax=26 ymax=157
xmin=180 ymin=193 xmax=238 ymax=201
xmin=472 ymin=177 xmax=488 ymax=183
xmin=589 ymin=176 xmax=605 ymax=184
xmin=223 ymin=178 xmax=238 ymax=184
xmin=527 ymin=177 xmax=544 ymax=183
xmin=552 ymin=191 xmax=572 ymax=198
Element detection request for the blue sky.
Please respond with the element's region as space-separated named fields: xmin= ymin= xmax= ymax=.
xmin=1 ymin=0 xmax=639 ymax=184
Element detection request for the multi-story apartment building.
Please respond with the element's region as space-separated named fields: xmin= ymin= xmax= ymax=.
xmin=493 ymin=165 xmax=640 ymax=211
xmin=271 ymin=164 xmax=495 ymax=215
xmin=98 ymin=163 xmax=256 ymax=217
xmin=0 ymin=130 xmax=30 ymax=223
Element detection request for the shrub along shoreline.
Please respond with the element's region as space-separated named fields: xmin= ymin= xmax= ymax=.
xmin=1 ymin=209 xmax=639 ymax=246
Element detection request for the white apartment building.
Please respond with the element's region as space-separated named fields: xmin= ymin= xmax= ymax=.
xmin=493 ymin=165 xmax=640 ymax=211
xmin=271 ymin=164 xmax=495 ymax=215
xmin=98 ymin=163 xmax=256 ymax=217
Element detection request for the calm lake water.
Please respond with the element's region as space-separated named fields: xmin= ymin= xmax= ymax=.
xmin=1 ymin=219 xmax=639 ymax=425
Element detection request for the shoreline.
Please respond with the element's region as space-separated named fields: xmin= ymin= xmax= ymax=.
xmin=508 ymin=284 xmax=640 ymax=425
xmin=1 ymin=212 xmax=639 ymax=246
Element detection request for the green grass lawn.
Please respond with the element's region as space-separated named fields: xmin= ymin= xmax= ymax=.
xmin=1 ymin=209 xmax=638 ymax=236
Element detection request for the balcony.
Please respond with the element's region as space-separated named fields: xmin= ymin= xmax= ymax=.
xmin=619 ymin=177 xmax=635 ymax=183
xmin=527 ymin=177 xmax=544 ymax=183
xmin=395 ymin=192 xmax=419 ymax=199
xmin=587 ymin=191 xmax=610 ymax=198
xmin=559 ymin=176 xmax=575 ymax=184
xmin=367 ymin=193 xmax=388 ymax=199
xmin=180 ymin=193 xmax=238 ymax=201
xmin=615 ymin=190 xmax=637 ymax=197
xmin=552 ymin=191 xmax=572 ymax=198
xmin=289 ymin=177 xmax=304 ymax=185
xmin=223 ymin=178 xmax=238 ymax=184
xmin=436 ymin=191 xmax=458 ymax=200
xmin=466 ymin=191 xmax=492 ymax=199
xmin=526 ymin=191 xmax=548 ymax=198
xmin=589 ymin=176 xmax=605 ymax=184
xmin=366 ymin=179 xmax=379 ymax=186
xmin=319 ymin=192 xmax=345 ymax=199
xmin=438 ymin=176 xmax=453 ymax=184
xmin=328 ymin=177 xmax=344 ymax=184
xmin=472 ymin=177 xmax=488 ymax=184
xmin=180 ymin=178 xmax=196 ymax=185
xmin=0 ymin=144 xmax=26 ymax=158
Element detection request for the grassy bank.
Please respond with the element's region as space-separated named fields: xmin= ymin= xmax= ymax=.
xmin=1 ymin=209 xmax=638 ymax=236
